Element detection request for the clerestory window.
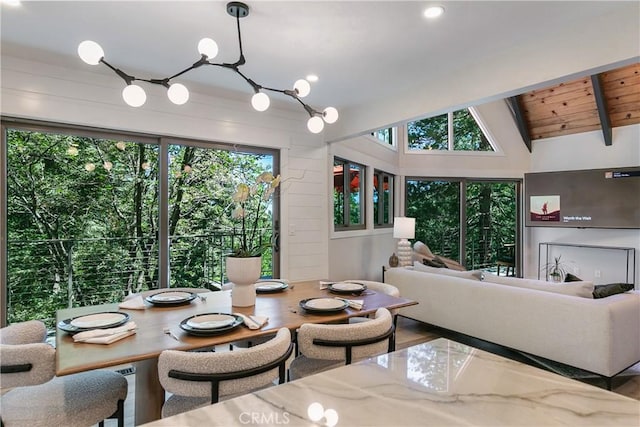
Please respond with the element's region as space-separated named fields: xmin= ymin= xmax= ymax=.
xmin=370 ymin=127 xmax=396 ymax=147
xmin=407 ymin=108 xmax=494 ymax=152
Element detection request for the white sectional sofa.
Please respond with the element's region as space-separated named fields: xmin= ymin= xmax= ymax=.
xmin=384 ymin=265 xmax=640 ymax=379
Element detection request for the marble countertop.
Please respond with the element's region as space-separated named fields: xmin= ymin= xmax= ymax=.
xmin=143 ymin=338 xmax=639 ymax=426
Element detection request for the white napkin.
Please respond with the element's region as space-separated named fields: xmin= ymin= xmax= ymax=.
xmin=234 ymin=313 xmax=269 ymax=330
xmin=319 ymin=281 xmax=335 ymax=290
xmin=73 ymin=321 xmax=137 ymax=343
xmin=334 ymin=297 xmax=364 ymax=310
xmin=118 ymin=294 xmax=146 ymax=310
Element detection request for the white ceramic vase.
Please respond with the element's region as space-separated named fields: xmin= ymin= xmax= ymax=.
xmin=226 ymin=256 xmax=261 ymax=307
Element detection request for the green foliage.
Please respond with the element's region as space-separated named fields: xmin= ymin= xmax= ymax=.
xmin=406 ymin=179 xmax=517 ymax=269
xmin=6 ymin=128 xmax=276 ymax=326
xmin=408 ymin=113 xmax=448 ymax=150
xmin=407 ymin=109 xmax=494 ymax=151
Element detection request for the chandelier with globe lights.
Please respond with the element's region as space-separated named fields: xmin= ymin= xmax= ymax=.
xmin=77 ymin=2 xmax=338 ymax=133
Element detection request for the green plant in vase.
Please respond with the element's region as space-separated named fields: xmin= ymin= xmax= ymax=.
xmin=230 ymin=171 xmax=281 ymax=258
xmin=544 ymin=255 xmax=569 ymax=282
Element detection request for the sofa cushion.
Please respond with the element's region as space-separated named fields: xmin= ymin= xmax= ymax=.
xmin=422 ymin=257 xmax=447 ymax=268
xmin=592 ymin=283 xmax=635 ymax=299
xmin=483 ymin=273 xmax=594 ymax=298
xmin=413 ymin=262 xmax=480 ymax=280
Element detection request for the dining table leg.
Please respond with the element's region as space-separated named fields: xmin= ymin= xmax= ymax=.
xmin=134 ymin=357 xmax=164 ymax=425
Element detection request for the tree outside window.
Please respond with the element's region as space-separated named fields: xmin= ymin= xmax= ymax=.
xmin=408 ymin=108 xmax=494 ymax=151
xmin=333 ymin=157 xmax=365 ymax=230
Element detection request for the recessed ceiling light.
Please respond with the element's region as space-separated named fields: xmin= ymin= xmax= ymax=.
xmin=306 ymin=74 xmax=319 ymax=83
xmin=2 ymin=0 xmax=22 ymax=6
xmin=424 ymin=6 xmax=444 ymax=19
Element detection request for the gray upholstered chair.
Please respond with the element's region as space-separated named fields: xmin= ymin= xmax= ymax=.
xmin=158 ymin=327 xmax=293 ymax=418
xmin=288 ymin=307 xmax=394 ymax=381
xmin=0 ymin=320 xmax=128 ymax=427
xmin=346 ymin=280 xmax=400 ymax=324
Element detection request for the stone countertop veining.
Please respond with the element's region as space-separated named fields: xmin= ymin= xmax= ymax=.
xmin=143 ymin=338 xmax=640 ymax=426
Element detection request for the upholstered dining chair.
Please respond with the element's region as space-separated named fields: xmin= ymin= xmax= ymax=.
xmin=0 ymin=320 xmax=128 ymax=427
xmin=346 ymin=280 xmax=400 ymax=322
xmin=288 ymin=307 xmax=394 ymax=381
xmin=157 ymin=327 xmax=293 ymax=418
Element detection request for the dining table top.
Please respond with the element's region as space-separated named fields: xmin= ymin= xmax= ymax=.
xmin=55 ymin=279 xmax=417 ymax=376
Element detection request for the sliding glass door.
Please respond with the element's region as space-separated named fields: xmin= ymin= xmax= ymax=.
xmin=1 ymin=121 xmax=279 ymax=326
xmin=406 ymin=178 xmax=520 ymax=273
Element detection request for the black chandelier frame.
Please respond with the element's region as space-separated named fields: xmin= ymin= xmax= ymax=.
xmin=91 ymin=2 xmax=332 ymax=121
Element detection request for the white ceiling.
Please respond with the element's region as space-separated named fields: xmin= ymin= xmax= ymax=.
xmin=1 ymin=1 xmax=639 ymax=139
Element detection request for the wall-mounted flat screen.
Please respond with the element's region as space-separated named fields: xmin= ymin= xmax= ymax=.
xmin=525 ymin=167 xmax=640 ymax=229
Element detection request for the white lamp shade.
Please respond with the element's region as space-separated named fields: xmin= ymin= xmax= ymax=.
xmin=393 ymin=217 xmax=415 ymax=239
xmin=307 ymin=116 xmax=324 ymax=133
xmin=323 ymin=107 xmax=339 ymax=124
xmin=197 ymin=38 xmax=219 ymax=59
xmin=78 ymin=40 xmax=104 ymax=65
xmin=122 ymin=84 xmax=146 ymax=107
xmin=167 ymin=83 xmax=189 ymax=105
xmin=251 ymin=92 xmax=270 ymax=111
xmin=293 ymin=79 xmax=311 ymax=98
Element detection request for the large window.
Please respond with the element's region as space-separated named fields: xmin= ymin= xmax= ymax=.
xmin=406 ymin=178 xmax=519 ymax=272
xmin=373 ymin=170 xmax=394 ymax=228
xmin=2 ymin=121 xmax=279 ymax=326
xmin=408 ymin=108 xmax=494 ymax=152
xmin=333 ymin=157 xmax=365 ymax=230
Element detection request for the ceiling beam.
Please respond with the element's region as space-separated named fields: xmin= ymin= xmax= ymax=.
xmin=590 ymin=74 xmax=613 ymax=146
xmin=506 ymin=97 xmax=532 ymax=152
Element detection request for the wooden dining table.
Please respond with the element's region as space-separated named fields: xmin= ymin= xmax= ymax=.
xmin=55 ymin=279 xmax=417 ymax=425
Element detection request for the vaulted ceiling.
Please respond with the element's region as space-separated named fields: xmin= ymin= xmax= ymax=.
xmin=1 ymin=1 xmax=639 ymax=142
xmin=508 ymin=62 xmax=640 ymax=151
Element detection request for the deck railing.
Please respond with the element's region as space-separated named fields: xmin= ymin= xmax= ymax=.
xmin=6 ymin=231 xmax=272 ymax=327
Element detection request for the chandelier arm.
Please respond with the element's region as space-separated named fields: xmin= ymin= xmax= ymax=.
xmin=260 ymin=85 xmax=321 ymax=117
xmin=100 ymin=58 xmax=134 ymax=85
xmin=167 ymin=55 xmax=210 ymax=80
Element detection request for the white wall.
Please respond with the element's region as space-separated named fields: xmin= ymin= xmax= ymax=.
xmin=1 ymin=55 xmax=331 ymax=281
xmin=526 ymin=125 xmax=640 ymax=286
xmin=327 ymin=135 xmax=399 ymax=280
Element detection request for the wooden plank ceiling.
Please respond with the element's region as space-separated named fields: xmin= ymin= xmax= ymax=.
xmin=513 ymin=62 xmax=640 ymax=147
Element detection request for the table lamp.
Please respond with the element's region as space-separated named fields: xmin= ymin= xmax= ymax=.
xmin=393 ymin=217 xmax=415 ymax=267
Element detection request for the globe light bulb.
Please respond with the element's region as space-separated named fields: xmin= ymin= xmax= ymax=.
xmin=167 ymin=83 xmax=189 ymax=105
xmin=307 ymin=403 xmax=324 ymax=422
xmin=122 ymin=84 xmax=146 ymax=107
xmin=307 ymin=116 xmax=324 ymax=133
xmin=251 ymin=92 xmax=270 ymax=112
xmin=293 ymin=79 xmax=311 ymax=98
xmin=77 ymin=40 xmax=104 ymax=65
xmin=324 ymin=409 xmax=339 ymax=427
xmin=323 ymin=107 xmax=339 ymax=124
xmin=197 ymin=38 xmax=218 ymax=59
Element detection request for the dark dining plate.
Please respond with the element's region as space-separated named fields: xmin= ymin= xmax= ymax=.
xmin=299 ymin=297 xmax=349 ymax=314
xmin=58 ymin=311 xmax=130 ymax=334
xmin=179 ymin=313 xmax=244 ymax=336
xmin=255 ymin=280 xmax=289 ymax=294
xmin=328 ymin=281 xmax=367 ymax=295
xmin=145 ymin=290 xmax=197 ymax=306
